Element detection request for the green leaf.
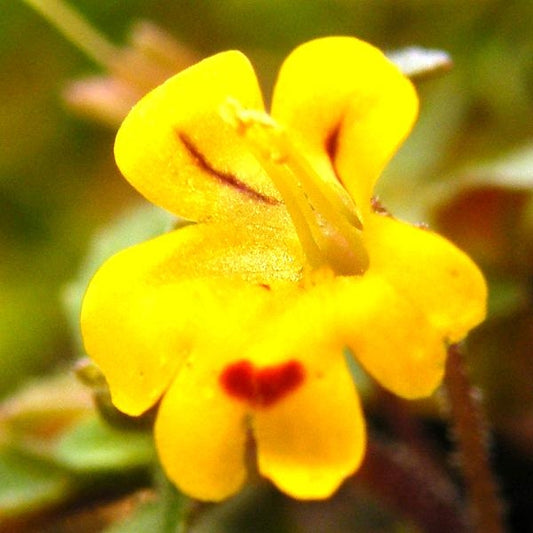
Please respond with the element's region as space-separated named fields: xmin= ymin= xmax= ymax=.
xmin=54 ymin=415 xmax=155 ymax=473
xmin=103 ymin=499 xmax=166 ymax=533
xmin=487 ymin=278 xmax=529 ymax=319
xmin=0 ymin=372 xmax=92 ymax=436
xmin=0 ymin=447 xmax=70 ymax=517
xmin=103 ymin=476 xmax=185 ymax=533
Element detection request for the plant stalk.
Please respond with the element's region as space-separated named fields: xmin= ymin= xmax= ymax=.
xmin=21 ymin=0 xmax=118 ymax=68
xmin=444 ymin=343 xmax=505 ymax=533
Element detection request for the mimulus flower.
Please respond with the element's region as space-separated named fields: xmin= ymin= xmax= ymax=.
xmin=81 ymin=37 xmax=487 ymax=502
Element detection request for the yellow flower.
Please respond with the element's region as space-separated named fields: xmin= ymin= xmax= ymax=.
xmin=81 ymin=37 xmax=487 ymax=502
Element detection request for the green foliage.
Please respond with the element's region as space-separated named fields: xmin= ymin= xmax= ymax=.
xmin=54 ymin=415 xmax=155 ymax=473
xmin=103 ymin=499 xmax=167 ymax=533
xmin=0 ymin=448 xmax=70 ymax=517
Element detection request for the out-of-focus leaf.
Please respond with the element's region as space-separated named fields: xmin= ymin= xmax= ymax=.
xmin=103 ymin=497 xmax=164 ymax=533
xmin=0 ymin=372 xmax=92 ymax=448
xmin=430 ymin=144 xmax=533 ymax=272
xmin=486 ymin=278 xmax=529 ymax=320
xmin=104 ymin=479 xmax=185 ymax=533
xmin=468 ymin=311 xmax=533 ymax=422
xmin=459 ymin=144 xmax=533 ymax=189
xmin=388 ymin=47 xmax=452 ymax=80
xmin=0 ymin=447 xmax=70 ymax=517
xmin=54 ymin=415 xmax=155 ymax=473
xmin=188 ymin=485 xmax=290 ymax=533
xmin=378 ymin=75 xmax=467 ymax=222
xmin=0 ymin=281 xmax=67 ymax=399
xmin=433 ymin=185 xmax=530 ymax=271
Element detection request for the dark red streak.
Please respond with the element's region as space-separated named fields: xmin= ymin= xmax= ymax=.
xmin=176 ymin=130 xmax=281 ymax=206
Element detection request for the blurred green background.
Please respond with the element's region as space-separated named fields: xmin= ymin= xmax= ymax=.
xmin=1 ymin=1 xmax=532 ymax=529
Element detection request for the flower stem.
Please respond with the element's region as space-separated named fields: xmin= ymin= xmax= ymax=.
xmin=21 ymin=0 xmax=118 ymax=68
xmin=157 ymin=472 xmax=185 ymax=533
xmin=444 ymin=344 xmax=505 ymax=533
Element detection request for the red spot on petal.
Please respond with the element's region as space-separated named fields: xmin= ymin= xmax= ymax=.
xmin=220 ymin=360 xmax=255 ymax=401
xmin=220 ymin=360 xmax=305 ymax=408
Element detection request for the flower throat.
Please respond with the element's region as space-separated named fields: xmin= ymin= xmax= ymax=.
xmin=221 ymin=98 xmax=369 ymax=276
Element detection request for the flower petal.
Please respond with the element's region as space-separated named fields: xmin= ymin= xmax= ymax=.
xmin=333 ymin=274 xmax=448 ymax=398
xmin=259 ymin=273 xmax=448 ymax=399
xmin=81 ymin=222 xmax=303 ymax=416
xmin=271 ymin=36 xmax=418 ymax=209
xmin=365 ymin=215 xmax=488 ymax=343
xmin=253 ymin=355 xmax=365 ymax=499
xmin=115 ymin=51 xmax=283 ymax=222
xmin=155 ymin=356 xmax=248 ymax=501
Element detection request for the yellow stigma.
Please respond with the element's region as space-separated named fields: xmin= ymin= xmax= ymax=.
xmin=221 ymin=98 xmax=369 ymax=275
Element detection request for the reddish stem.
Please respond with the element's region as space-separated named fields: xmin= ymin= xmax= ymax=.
xmin=444 ymin=344 xmax=505 ymax=533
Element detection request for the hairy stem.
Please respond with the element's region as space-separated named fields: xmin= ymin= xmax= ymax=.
xmin=444 ymin=343 xmax=505 ymax=533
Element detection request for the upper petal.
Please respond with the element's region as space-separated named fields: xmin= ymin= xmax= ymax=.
xmin=81 ymin=222 xmax=303 ymax=416
xmin=271 ymin=36 xmax=418 ymax=209
xmin=115 ymin=51 xmax=283 ymax=222
xmin=365 ymin=214 xmax=488 ymax=344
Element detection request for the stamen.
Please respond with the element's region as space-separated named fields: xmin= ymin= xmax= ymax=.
xmin=221 ymin=101 xmax=324 ymax=268
xmin=286 ymin=142 xmax=363 ymax=230
xmin=220 ymin=98 xmax=369 ymax=275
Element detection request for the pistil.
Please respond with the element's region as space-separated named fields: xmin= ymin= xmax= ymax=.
xmin=221 ymin=98 xmax=369 ymax=275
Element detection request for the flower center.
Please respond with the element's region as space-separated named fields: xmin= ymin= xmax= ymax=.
xmin=221 ymin=99 xmax=369 ymax=276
